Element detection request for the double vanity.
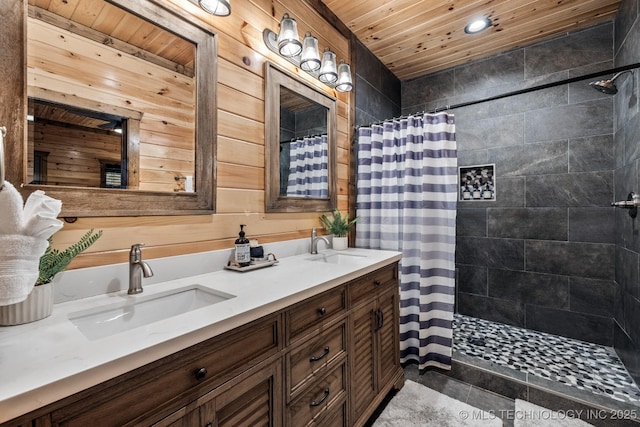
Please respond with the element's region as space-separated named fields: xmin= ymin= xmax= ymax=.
xmin=0 ymin=246 xmax=403 ymax=426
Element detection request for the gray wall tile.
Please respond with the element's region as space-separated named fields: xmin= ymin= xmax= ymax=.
xmin=524 ymin=23 xmax=613 ymax=79
xmin=488 ymin=140 xmax=568 ymax=176
xmin=525 ymin=305 xmax=613 ymax=346
xmin=487 ymin=208 xmax=567 ymax=240
xmin=524 ymin=98 xmax=613 ymax=143
xmin=488 ymin=269 xmax=569 ymax=309
xmin=525 ymin=241 xmax=615 ymax=280
xmin=456 ymin=208 xmax=486 ymax=237
xmin=525 ymin=172 xmax=613 ymax=207
xmin=456 ymin=237 xmax=524 ymax=270
xmin=454 ymin=50 xmax=524 ymax=95
xmin=456 ymin=113 xmax=523 ymax=151
xmin=569 ymin=277 xmax=615 ymax=317
xmin=457 ymin=264 xmax=487 ymax=295
xmin=457 ymin=293 xmax=525 ymax=327
xmin=569 ymin=135 xmax=614 ymax=172
xmin=615 ymin=245 xmax=639 ymax=298
xmin=568 ymin=207 xmax=615 ymax=243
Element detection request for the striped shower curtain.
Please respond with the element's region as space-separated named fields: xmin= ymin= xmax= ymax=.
xmin=355 ymin=113 xmax=457 ymax=370
xmin=286 ymin=135 xmax=329 ymax=198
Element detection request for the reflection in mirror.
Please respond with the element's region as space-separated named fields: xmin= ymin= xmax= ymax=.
xmin=27 ymin=98 xmax=128 ymax=188
xmin=279 ymin=87 xmax=328 ymax=197
xmin=17 ymin=0 xmax=217 ymax=216
xmin=265 ymin=62 xmax=337 ymax=213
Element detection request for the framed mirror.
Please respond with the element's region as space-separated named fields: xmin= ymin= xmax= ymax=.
xmin=19 ymin=0 xmax=216 ymax=216
xmin=265 ymin=63 xmax=337 ymax=212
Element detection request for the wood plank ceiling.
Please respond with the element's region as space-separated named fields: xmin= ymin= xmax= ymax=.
xmin=322 ymin=0 xmax=622 ymax=80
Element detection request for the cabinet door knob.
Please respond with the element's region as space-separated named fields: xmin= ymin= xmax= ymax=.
xmin=309 ymin=346 xmax=330 ymax=362
xmin=204 ymin=423 xmax=212 ymax=427
xmin=194 ymin=367 xmax=208 ymax=381
xmin=317 ymin=307 xmax=327 ymax=316
xmin=310 ymin=388 xmax=330 ymax=407
xmin=374 ymin=280 xmax=381 ymax=286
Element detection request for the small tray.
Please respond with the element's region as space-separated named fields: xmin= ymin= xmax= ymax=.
xmin=224 ymin=257 xmax=278 ymax=272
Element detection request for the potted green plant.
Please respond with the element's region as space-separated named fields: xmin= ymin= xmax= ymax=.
xmin=319 ymin=209 xmax=358 ymax=250
xmin=0 ymin=229 xmax=102 ymax=325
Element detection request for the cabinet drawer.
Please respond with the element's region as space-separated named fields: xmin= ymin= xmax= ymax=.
xmin=349 ymin=263 xmax=398 ymax=307
xmin=52 ymin=315 xmax=280 ymax=426
xmin=287 ymin=287 xmax=346 ymax=340
xmin=288 ymin=362 xmax=346 ymax=427
xmin=287 ymin=321 xmax=347 ymax=397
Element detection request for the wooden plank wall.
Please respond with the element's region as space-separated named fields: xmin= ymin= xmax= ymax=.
xmin=49 ymin=0 xmax=352 ymax=268
xmin=27 ymin=17 xmax=196 ymax=193
xmin=30 ymin=122 xmax=122 ymax=187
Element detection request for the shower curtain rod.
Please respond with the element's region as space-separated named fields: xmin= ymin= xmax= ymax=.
xmin=357 ymin=62 xmax=640 ymax=129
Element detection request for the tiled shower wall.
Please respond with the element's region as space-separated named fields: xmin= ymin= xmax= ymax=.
xmin=354 ymin=40 xmax=401 ymax=127
xmin=402 ymin=23 xmax=617 ymax=346
xmin=613 ymin=0 xmax=640 ymax=385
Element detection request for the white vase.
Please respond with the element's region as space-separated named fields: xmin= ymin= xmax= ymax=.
xmin=0 ymin=282 xmax=53 ymax=326
xmin=332 ymin=236 xmax=348 ymax=251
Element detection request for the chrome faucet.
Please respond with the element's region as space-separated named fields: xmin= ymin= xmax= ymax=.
xmin=310 ymin=227 xmax=330 ymax=254
xmin=128 ymin=243 xmax=153 ymax=295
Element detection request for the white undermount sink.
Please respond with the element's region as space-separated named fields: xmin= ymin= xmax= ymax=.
xmin=305 ymin=251 xmax=368 ymax=264
xmin=69 ymin=285 xmax=235 ymax=340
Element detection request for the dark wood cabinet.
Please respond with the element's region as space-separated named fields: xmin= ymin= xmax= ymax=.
xmin=3 ymin=261 xmax=402 ymax=427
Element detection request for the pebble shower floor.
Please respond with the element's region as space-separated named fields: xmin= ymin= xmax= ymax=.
xmin=453 ymin=314 xmax=640 ymax=405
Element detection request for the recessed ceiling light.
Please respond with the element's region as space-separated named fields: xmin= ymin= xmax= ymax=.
xmin=464 ymin=17 xmax=492 ymax=34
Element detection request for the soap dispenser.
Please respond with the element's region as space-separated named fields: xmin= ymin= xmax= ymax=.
xmin=235 ymin=224 xmax=251 ymax=267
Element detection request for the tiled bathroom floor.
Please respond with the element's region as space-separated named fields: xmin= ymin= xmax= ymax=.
xmin=453 ymin=314 xmax=640 ymax=406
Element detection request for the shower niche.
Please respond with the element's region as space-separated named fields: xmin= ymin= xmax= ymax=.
xmin=459 ymin=164 xmax=495 ymax=201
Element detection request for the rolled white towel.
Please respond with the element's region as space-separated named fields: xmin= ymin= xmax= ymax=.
xmin=22 ymin=190 xmax=63 ymax=239
xmin=0 ymin=235 xmax=49 ymax=306
xmin=0 ymin=182 xmax=24 ymax=236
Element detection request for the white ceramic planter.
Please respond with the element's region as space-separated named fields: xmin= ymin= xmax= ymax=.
xmin=332 ymin=236 xmax=348 ymax=251
xmin=0 ymin=282 xmax=53 ymax=326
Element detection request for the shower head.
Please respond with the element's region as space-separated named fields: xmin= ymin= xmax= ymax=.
xmin=589 ymin=70 xmax=633 ymax=95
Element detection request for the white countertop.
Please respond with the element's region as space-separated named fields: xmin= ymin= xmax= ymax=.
xmin=0 ymin=248 xmax=401 ymax=423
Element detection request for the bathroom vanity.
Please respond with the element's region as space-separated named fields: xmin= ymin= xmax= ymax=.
xmin=0 ymin=248 xmax=403 ymax=426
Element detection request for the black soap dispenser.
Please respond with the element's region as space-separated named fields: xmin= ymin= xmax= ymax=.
xmin=235 ymin=224 xmax=251 ymax=267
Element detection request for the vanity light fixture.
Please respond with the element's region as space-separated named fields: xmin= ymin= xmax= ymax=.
xmin=198 ymin=0 xmax=231 ymax=16
xmin=464 ymin=17 xmax=491 ymax=34
xmin=262 ymin=14 xmax=353 ymax=92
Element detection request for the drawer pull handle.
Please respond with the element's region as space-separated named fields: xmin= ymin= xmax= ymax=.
xmin=317 ymin=307 xmax=327 ymax=316
xmin=310 ymin=388 xmax=330 ymax=407
xmin=194 ymin=367 xmax=208 ymax=381
xmin=374 ymin=280 xmax=381 ymax=286
xmin=310 ymin=346 xmax=330 ymax=362
xmin=204 ymin=423 xmax=212 ymax=427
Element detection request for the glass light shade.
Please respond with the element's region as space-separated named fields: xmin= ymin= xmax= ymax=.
xmin=335 ymin=61 xmax=353 ymax=92
xmin=198 ymin=0 xmax=231 ymax=16
xmin=300 ymin=33 xmax=321 ymax=72
xmin=318 ymin=49 xmax=338 ymax=84
xmin=277 ymin=14 xmax=302 ymax=57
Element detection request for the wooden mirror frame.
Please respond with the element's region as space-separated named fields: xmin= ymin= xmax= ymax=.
xmin=7 ymin=0 xmax=217 ymax=217
xmin=265 ymin=62 xmax=337 ymax=213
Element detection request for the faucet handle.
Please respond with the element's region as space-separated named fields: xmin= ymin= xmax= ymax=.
xmin=130 ymin=243 xmax=145 ymax=260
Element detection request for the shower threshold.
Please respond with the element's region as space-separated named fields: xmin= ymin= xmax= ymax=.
xmin=452 ymin=314 xmax=640 ymax=414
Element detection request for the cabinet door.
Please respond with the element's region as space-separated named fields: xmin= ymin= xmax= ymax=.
xmin=205 ymin=360 xmax=282 ymax=427
xmin=350 ymin=299 xmax=377 ymax=421
xmin=377 ymin=286 xmax=400 ymax=389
